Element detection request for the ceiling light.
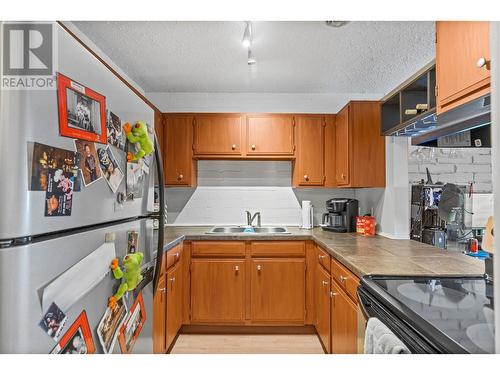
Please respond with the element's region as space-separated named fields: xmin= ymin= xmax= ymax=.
xmin=325 ymin=21 xmax=349 ymax=28
xmin=247 ymin=49 xmax=256 ymax=65
xmin=242 ymin=21 xmax=252 ymax=48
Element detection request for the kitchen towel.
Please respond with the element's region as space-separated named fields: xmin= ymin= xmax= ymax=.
xmin=364 ymin=317 xmax=411 ymax=354
xmin=41 ymin=242 xmax=116 ymax=313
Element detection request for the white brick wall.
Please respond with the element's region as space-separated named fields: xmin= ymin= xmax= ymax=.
xmin=408 ymin=146 xmax=492 ymax=193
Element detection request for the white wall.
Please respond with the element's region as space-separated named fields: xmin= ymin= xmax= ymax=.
xmin=408 ymin=146 xmax=492 ymax=192
xmin=147 ymin=92 xmax=381 ymax=114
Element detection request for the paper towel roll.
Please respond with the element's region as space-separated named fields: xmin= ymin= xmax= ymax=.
xmin=301 ymin=201 xmax=313 ymax=229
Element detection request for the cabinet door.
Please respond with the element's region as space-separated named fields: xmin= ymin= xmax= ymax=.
xmin=193 ymin=114 xmax=243 ymax=155
xmin=250 ymin=258 xmax=306 ymax=324
xmin=436 ymin=21 xmax=490 ymax=114
xmin=335 ymin=105 xmax=350 ymax=186
xmin=166 ymin=262 xmax=183 ymax=350
xmin=331 ymin=281 xmax=358 ymax=354
xmin=316 ymin=265 xmax=331 ymax=353
xmin=191 ymin=259 xmax=245 ymax=323
xmin=294 ymin=115 xmax=325 ymax=186
xmin=164 ymin=114 xmax=194 ymax=186
xmin=153 ymin=274 xmax=166 ymax=354
xmin=246 ymin=114 xmax=294 ymax=156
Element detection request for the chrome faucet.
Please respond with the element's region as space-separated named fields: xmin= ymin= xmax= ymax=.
xmin=245 ymin=211 xmax=261 ymax=227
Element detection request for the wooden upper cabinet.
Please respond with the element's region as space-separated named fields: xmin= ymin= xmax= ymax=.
xmin=190 ymin=259 xmax=245 ymax=324
xmin=163 ymin=114 xmax=196 ymax=186
xmin=335 ymin=106 xmax=350 ymax=186
xmin=193 ymin=114 xmax=243 ymax=156
xmin=335 ymin=102 xmax=385 ymax=188
xmin=246 ymin=114 xmax=295 ymax=156
xmin=331 ymin=281 xmax=358 ymax=354
xmin=250 ymin=258 xmax=306 ymax=324
xmin=436 ymin=21 xmax=490 ymax=114
xmin=293 ymin=115 xmax=325 ymax=186
xmin=166 ymin=261 xmax=183 ymax=350
xmin=324 ymin=115 xmax=337 ymax=188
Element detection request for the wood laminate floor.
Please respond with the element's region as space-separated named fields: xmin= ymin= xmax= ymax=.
xmin=170 ymin=334 xmax=325 ymax=354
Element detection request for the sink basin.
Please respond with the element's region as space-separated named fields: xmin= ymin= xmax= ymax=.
xmin=206 ymin=226 xmax=290 ymax=234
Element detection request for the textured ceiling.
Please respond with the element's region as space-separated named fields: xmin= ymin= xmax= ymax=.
xmin=72 ymin=21 xmax=435 ymax=95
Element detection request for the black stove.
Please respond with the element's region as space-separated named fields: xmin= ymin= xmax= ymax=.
xmin=358 ymin=275 xmax=495 ymax=353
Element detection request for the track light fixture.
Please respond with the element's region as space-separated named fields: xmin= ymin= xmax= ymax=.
xmin=242 ymin=21 xmax=252 ymax=48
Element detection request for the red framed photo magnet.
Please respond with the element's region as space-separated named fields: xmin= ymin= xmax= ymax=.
xmin=118 ymin=291 xmax=146 ymax=354
xmin=51 ymin=310 xmax=95 ymax=354
xmin=57 ymin=72 xmax=107 ymax=144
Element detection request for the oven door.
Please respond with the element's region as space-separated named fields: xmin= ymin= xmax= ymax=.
xmin=357 ymin=285 xmax=441 ymax=354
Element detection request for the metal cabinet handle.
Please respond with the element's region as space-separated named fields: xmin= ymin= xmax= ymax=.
xmin=304 ymin=175 xmax=309 ymax=181
xmin=340 ymin=275 xmax=348 ymax=282
xmin=322 ymin=280 xmax=329 ymax=286
xmin=235 ymin=266 xmax=239 ymax=272
xmin=177 ymin=174 xmax=184 ymax=181
xmin=318 ymin=255 xmax=326 ymax=260
xmin=251 ymin=144 xmax=256 ymax=150
xmin=169 ymin=277 xmax=176 ymax=284
xmin=175 ymin=252 xmax=180 ymax=258
xmin=476 ymin=57 xmax=490 ymax=69
xmin=231 ymin=144 xmax=236 ymax=150
xmin=341 ymin=173 xmax=346 ymax=179
xmin=257 ymin=265 xmax=262 ymax=271
xmin=159 ymin=287 xmax=166 ymax=293
xmin=330 ymin=291 xmax=338 ymax=298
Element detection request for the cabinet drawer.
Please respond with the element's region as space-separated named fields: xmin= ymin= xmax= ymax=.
xmin=250 ymin=241 xmax=305 ymax=257
xmin=191 ymin=241 xmax=246 ymax=257
xmin=330 ymin=258 xmax=359 ymax=302
xmin=317 ymin=246 xmax=330 ymax=271
xmin=165 ymin=243 xmax=183 ymax=270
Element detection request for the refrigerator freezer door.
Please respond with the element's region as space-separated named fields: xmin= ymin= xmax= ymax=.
xmin=0 ymin=23 xmax=155 ymax=241
xmin=0 ymin=218 xmax=155 ymax=354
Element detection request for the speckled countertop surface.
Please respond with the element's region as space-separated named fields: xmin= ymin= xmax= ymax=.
xmin=162 ymin=226 xmax=485 ymax=278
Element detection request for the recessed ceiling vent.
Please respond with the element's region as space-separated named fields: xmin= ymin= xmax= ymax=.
xmin=325 ymin=21 xmax=350 ymax=28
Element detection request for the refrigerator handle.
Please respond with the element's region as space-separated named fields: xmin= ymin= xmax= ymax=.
xmin=152 ymin=132 xmax=165 ymax=295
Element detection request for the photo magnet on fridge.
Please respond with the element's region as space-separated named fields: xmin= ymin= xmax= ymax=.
xmin=106 ymin=110 xmax=126 ymax=150
xmin=96 ymin=145 xmax=124 ymax=193
xmin=30 ymin=142 xmax=81 ymax=191
xmin=38 ymin=302 xmax=67 ymax=341
xmin=97 ymin=298 xmax=128 ymax=354
xmin=126 ymin=161 xmax=145 ymax=199
xmin=44 ymin=168 xmax=75 ymax=216
xmin=118 ymin=291 xmax=146 ymax=354
xmin=57 ymin=73 xmax=107 ymax=144
xmin=127 ymin=231 xmax=139 ymax=253
xmin=74 ymin=140 xmax=102 ymax=187
xmin=51 ymin=310 xmax=95 ymax=354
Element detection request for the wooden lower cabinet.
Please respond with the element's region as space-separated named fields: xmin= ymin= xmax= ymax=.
xmin=250 ymin=258 xmax=306 ymax=324
xmin=315 ymin=265 xmax=331 ymax=353
xmin=331 ymin=280 xmax=358 ymax=354
xmin=153 ymin=274 xmax=167 ymax=353
xmin=190 ymin=259 xmax=246 ymax=323
xmin=166 ymin=261 xmax=183 ymax=350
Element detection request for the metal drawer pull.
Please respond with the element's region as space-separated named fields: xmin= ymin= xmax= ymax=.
xmin=159 ymin=287 xmax=166 ymax=293
xmin=322 ymin=280 xmax=329 ymax=286
xmin=235 ymin=266 xmax=239 ymax=272
xmin=251 ymin=144 xmax=256 ymax=150
xmin=257 ymin=265 xmax=262 ymax=271
xmin=175 ymin=252 xmax=180 ymax=258
xmin=340 ymin=275 xmax=348 ymax=282
xmin=231 ymin=144 xmax=236 ymax=150
xmin=476 ymin=57 xmax=490 ymax=69
xmin=169 ymin=277 xmax=176 ymax=284
xmin=330 ymin=291 xmax=338 ymax=298
xmin=318 ymin=255 xmax=326 ymax=260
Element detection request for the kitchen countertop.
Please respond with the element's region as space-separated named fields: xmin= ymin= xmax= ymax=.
xmin=162 ymin=226 xmax=485 ymax=278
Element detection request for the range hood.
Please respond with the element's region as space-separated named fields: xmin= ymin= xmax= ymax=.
xmin=411 ymin=94 xmax=491 ymax=147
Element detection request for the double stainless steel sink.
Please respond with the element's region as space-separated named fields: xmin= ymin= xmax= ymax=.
xmin=206 ymin=226 xmax=290 ymax=234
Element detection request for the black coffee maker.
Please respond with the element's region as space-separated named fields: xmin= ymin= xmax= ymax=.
xmin=321 ymin=198 xmax=359 ymax=232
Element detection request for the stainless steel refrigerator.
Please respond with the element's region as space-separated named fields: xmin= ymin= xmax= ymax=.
xmin=0 ymin=22 xmax=165 ymax=354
